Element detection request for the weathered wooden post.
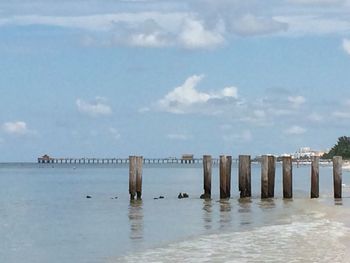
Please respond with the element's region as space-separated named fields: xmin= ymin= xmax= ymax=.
xmin=239 ymin=155 xmax=251 ymax=198
xmin=283 ymin=156 xmax=293 ymax=199
xmin=226 ymin=156 xmax=232 ymax=198
xmin=201 ymin=155 xmax=212 ymax=199
xmin=220 ymin=155 xmax=228 ymax=199
xmin=333 ymin=156 xmax=342 ymax=199
xmin=268 ymin=155 xmax=276 ymax=198
xmin=136 ymin=156 xmax=143 ymax=200
xmin=311 ymin=156 xmax=319 ymax=198
xmin=129 ymin=156 xmax=137 ymax=200
xmin=261 ymin=155 xmax=269 ymax=199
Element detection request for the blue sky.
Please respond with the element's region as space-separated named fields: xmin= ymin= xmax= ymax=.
xmin=1 ymin=0 xmax=350 ymax=161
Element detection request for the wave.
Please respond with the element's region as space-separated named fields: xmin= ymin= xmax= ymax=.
xmin=115 ymin=213 xmax=350 ymax=263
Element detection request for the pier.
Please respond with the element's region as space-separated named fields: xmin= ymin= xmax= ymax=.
xmin=37 ymin=154 xmax=224 ymax=165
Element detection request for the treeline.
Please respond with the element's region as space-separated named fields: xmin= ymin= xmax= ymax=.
xmin=322 ymin=136 xmax=350 ymax=159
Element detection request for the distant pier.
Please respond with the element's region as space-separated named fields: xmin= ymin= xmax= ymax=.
xmin=37 ymin=154 xmax=224 ymax=165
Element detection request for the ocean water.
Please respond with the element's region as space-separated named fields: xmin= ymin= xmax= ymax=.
xmin=0 ymin=163 xmax=350 ymax=263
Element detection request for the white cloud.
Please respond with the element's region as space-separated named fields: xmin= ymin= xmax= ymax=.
xmin=342 ymin=38 xmax=350 ymax=55
xmin=138 ymin=107 xmax=150 ymax=113
xmin=157 ymin=75 xmax=239 ymax=114
xmin=0 ymin=12 xmax=186 ymax=32
xmin=2 ymin=121 xmax=30 ymax=135
xmin=178 ymin=18 xmax=225 ymax=49
xmin=167 ymin=133 xmax=191 ymax=140
xmin=231 ymin=14 xmax=288 ymax=36
xmin=284 ymin=125 xmax=306 ymax=135
xmin=308 ymin=112 xmax=323 ymax=122
xmin=76 ymin=97 xmax=112 ymax=117
xmin=274 ymin=16 xmax=350 ymax=36
xmin=109 ymin=128 xmax=121 ymax=140
xmin=288 ymin=95 xmax=306 ymax=108
xmin=239 ymin=109 xmax=272 ymax=127
xmin=128 ymin=32 xmax=170 ymax=47
xmin=333 ymin=111 xmax=350 ymax=118
xmin=287 ymin=0 xmax=344 ymax=5
xmin=223 ymin=130 xmax=252 ymax=142
xmin=253 ymin=110 xmax=266 ymax=118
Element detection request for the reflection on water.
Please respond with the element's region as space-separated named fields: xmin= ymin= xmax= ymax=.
xmin=238 ymin=198 xmax=252 ymax=213
xmin=334 ymin=198 xmax=343 ymax=206
xmin=219 ymin=199 xmax=232 ymax=229
xmin=238 ymin=198 xmax=252 ymax=227
xmin=258 ymin=198 xmax=276 ymax=210
xmin=202 ymin=200 xmax=213 ymax=230
xmin=128 ymin=200 xmax=144 ymax=240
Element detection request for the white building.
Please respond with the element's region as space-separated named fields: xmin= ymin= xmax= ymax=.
xmin=292 ymin=147 xmax=325 ymax=159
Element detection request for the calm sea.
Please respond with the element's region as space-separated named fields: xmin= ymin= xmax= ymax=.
xmin=0 ymin=163 xmax=350 ymax=263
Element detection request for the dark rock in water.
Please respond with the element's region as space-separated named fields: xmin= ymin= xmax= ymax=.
xmin=114 ymin=197 xmax=118 ymax=199
xmin=159 ymin=196 xmax=164 ymax=199
xmin=178 ymin=193 xmax=189 ymax=199
xmin=86 ymin=195 xmax=92 ymax=199
xmin=154 ymin=197 xmax=159 ymax=200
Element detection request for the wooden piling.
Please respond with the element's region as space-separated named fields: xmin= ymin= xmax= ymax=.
xmin=226 ymin=156 xmax=232 ymax=198
xmin=261 ymin=155 xmax=269 ymax=199
xmin=311 ymin=156 xmax=319 ymax=198
xmin=202 ymin=155 xmax=212 ymax=199
xmin=239 ymin=155 xmax=251 ymax=198
xmin=220 ymin=155 xmax=228 ymax=199
xmin=136 ymin=156 xmax=143 ymax=200
xmin=283 ymin=156 xmax=293 ymax=199
xmin=268 ymin=155 xmax=276 ymax=198
xmin=129 ymin=156 xmax=136 ymax=200
xmin=333 ymin=156 xmax=342 ymax=199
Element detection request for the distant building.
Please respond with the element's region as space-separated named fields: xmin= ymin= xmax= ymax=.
xmin=292 ymin=147 xmax=325 ymax=159
xmin=38 ymin=154 xmax=54 ymax=163
xmin=181 ymin=154 xmax=194 ymax=164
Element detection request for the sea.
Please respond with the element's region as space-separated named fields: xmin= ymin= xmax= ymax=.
xmin=1 ymin=162 xmax=350 ymax=263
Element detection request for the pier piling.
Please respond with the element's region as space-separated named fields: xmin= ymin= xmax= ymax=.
xmin=311 ymin=156 xmax=319 ymax=198
xmin=268 ymin=155 xmax=276 ymax=198
xmin=201 ymin=155 xmax=212 ymax=199
xmin=220 ymin=155 xmax=228 ymax=199
xmin=333 ymin=156 xmax=342 ymax=199
xmin=283 ymin=156 xmax=293 ymax=199
xmin=136 ymin=156 xmax=143 ymax=200
xmin=261 ymin=155 xmax=269 ymax=199
xmin=226 ymin=156 xmax=232 ymax=198
xmin=129 ymin=156 xmax=137 ymax=200
xmin=239 ymin=155 xmax=251 ymax=198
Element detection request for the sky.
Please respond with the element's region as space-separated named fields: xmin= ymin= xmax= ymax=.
xmin=1 ymin=0 xmax=350 ymax=161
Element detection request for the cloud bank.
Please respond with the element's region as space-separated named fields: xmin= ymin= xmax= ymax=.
xmin=1 ymin=1 xmax=350 ymax=49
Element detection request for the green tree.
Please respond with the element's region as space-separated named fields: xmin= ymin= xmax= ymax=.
xmin=322 ymin=136 xmax=350 ymax=159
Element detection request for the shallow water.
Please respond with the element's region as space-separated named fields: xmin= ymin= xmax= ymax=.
xmin=0 ymin=163 xmax=349 ymax=263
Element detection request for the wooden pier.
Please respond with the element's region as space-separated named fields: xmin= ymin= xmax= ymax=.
xmin=126 ymin=154 xmax=343 ymax=201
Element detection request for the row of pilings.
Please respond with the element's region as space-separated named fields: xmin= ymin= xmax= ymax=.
xmin=129 ymin=155 xmax=343 ymax=200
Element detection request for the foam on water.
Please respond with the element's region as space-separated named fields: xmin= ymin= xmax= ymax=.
xmin=117 ymin=211 xmax=350 ymax=263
